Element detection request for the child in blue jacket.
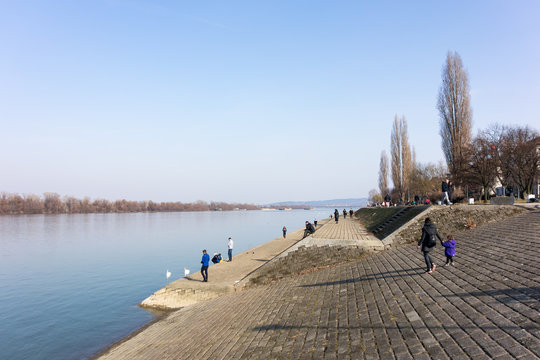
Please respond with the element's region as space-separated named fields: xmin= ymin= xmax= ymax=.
xmin=441 ymin=234 xmax=456 ymax=266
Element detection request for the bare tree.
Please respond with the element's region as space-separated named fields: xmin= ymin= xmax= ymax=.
xmin=466 ymin=131 xmax=499 ymax=202
xmin=390 ymin=115 xmax=412 ymax=202
xmin=485 ymin=124 xmax=539 ymax=198
xmin=368 ymin=189 xmax=383 ymax=204
xmin=378 ymin=150 xmax=389 ymax=197
xmin=501 ymin=126 xmax=539 ymax=197
xmin=438 ymin=51 xmax=472 ymax=185
xmin=43 ymin=192 xmax=64 ymax=214
xmin=401 ymin=117 xmax=412 ymax=201
xmin=391 ymin=115 xmax=402 ymax=200
xmin=410 ymin=161 xmax=447 ymax=201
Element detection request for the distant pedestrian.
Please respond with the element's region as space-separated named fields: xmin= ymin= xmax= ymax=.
xmin=441 ymin=179 xmax=452 ymax=205
xmin=441 ymin=234 xmax=456 ymax=266
xmin=227 ymin=237 xmax=234 ymax=262
xmin=343 ymin=209 xmax=347 ymax=218
xmin=448 ymin=181 xmax=454 ymax=204
xmin=417 ymin=218 xmax=442 ymax=274
xmin=282 ymin=226 xmax=287 ymax=238
xmin=314 ymin=219 xmax=318 ymax=227
xmin=201 ymin=249 xmax=209 ymax=282
xmin=334 ymin=209 xmax=339 ymax=223
xmin=349 ymin=209 xmax=353 ymax=218
xmin=384 ymin=194 xmax=391 ymax=207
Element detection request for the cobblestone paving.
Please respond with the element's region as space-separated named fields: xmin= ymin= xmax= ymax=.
xmin=312 ymin=218 xmax=374 ymax=241
xmin=98 ymin=210 xmax=540 ymax=359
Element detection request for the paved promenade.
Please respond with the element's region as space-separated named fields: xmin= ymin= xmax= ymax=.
xmin=99 ymin=210 xmax=540 ymax=359
xmin=280 ymin=217 xmax=384 ymax=257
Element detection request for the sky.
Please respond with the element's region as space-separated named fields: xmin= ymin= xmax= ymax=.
xmin=1 ymin=1 xmax=539 ymax=204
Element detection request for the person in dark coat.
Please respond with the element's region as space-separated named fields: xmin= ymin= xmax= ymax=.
xmin=303 ymin=221 xmax=316 ymax=238
xmin=334 ymin=209 xmax=339 ymax=223
xmin=417 ymin=218 xmax=442 ymax=273
xmin=384 ymin=194 xmax=391 ymax=207
xmin=282 ymin=226 xmax=287 ymax=238
xmin=343 ymin=209 xmax=347 ymax=218
xmin=349 ymin=209 xmax=354 ymax=218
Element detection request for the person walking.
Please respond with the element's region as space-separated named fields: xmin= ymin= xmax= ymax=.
xmin=441 ymin=179 xmax=452 ymax=205
xmin=349 ymin=209 xmax=354 ymax=218
xmin=282 ymin=226 xmax=287 ymax=238
xmin=441 ymin=234 xmax=456 ymax=266
xmin=334 ymin=209 xmax=339 ymax=223
xmin=343 ymin=209 xmax=347 ymax=218
xmin=227 ymin=237 xmax=234 ymax=262
xmin=417 ymin=218 xmax=442 ymax=274
xmin=200 ymin=249 xmax=210 ymax=282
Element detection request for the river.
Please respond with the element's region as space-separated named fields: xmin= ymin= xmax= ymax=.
xmin=0 ymin=209 xmax=334 ymax=359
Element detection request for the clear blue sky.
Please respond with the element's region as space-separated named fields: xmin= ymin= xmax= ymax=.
xmin=1 ymin=1 xmax=539 ymax=203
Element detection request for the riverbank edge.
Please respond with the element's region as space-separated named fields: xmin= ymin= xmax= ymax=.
xmin=92 ymin=221 xmax=320 ymax=358
xmin=138 ymin=218 xmax=333 ymax=310
xmin=92 ymin=204 xmax=535 ymax=359
xmin=89 ymin=310 xmax=172 ymax=360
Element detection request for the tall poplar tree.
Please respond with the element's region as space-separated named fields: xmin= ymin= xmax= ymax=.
xmin=437 ymin=51 xmax=473 ymax=185
xmin=378 ymin=150 xmax=389 ymax=197
xmin=401 ymin=118 xmax=412 ymax=201
xmin=391 ymin=116 xmax=402 ymax=200
xmin=390 ymin=115 xmax=412 ymax=202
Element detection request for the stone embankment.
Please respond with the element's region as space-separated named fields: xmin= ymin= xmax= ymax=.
xmin=141 ymin=217 xmax=382 ymax=310
xmin=140 ymin=205 xmax=528 ymax=310
xmin=96 ymin=206 xmax=540 ymax=359
xmin=381 ymin=205 xmax=527 ymax=247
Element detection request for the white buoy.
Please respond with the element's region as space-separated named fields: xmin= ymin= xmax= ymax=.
xmin=184 ymin=267 xmax=190 ymax=276
xmin=166 ymin=270 xmax=171 ymax=281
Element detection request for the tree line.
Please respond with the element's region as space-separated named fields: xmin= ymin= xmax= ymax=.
xmin=373 ymin=51 xmax=539 ymax=204
xmin=0 ymin=192 xmax=260 ymax=215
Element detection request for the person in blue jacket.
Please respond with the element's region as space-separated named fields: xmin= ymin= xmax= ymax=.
xmin=201 ymin=249 xmax=210 ymax=282
xmin=441 ymin=235 xmax=456 ymax=266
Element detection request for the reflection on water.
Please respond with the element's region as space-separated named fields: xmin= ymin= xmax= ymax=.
xmin=0 ymin=209 xmax=331 ymax=360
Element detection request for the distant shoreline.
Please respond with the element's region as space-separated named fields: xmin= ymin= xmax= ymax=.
xmin=0 ymin=192 xmax=260 ymax=215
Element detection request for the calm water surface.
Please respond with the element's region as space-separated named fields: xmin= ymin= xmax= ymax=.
xmin=0 ymin=209 xmax=332 ymax=360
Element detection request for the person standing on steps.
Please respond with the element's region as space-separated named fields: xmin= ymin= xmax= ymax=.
xmin=417 ymin=218 xmax=442 ymax=274
xmin=201 ymin=249 xmax=210 ymax=282
xmin=334 ymin=209 xmax=339 ymax=223
xmin=282 ymin=226 xmax=287 ymax=238
xmin=227 ymin=237 xmax=233 ymax=262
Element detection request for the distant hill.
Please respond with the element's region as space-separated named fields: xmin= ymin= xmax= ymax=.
xmin=269 ymin=198 xmax=368 ymax=208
